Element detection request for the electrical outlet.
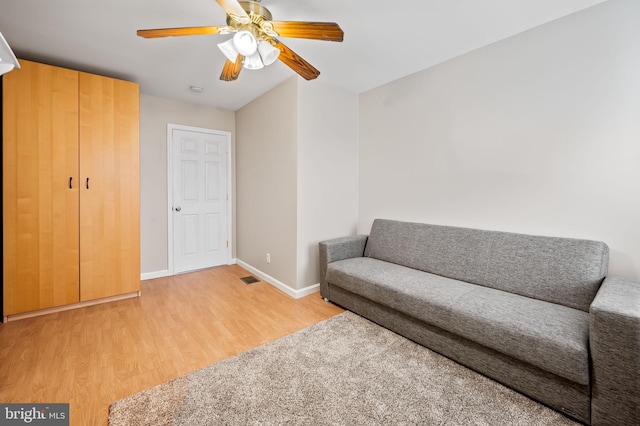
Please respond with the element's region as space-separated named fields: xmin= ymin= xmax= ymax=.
xmin=266 ymin=253 xmax=271 ymax=263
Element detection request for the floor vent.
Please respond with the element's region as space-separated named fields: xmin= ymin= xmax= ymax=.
xmin=240 ymin=276 xmax=260 ymax=285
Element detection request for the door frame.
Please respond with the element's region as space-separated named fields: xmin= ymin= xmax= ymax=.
xmin=166 ymin=123 xmax=232 ymax=275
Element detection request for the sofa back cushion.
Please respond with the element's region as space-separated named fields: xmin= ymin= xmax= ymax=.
xmin=364 ymin=219 xmax=609 ymax=312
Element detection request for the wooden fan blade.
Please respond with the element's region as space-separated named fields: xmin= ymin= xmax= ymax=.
xmin=270 ymin=22 xmax=344 ymax=42
xmin=216 ymin=0 xmax=250 ymax=21
xmin=220 ymin=55 xmax=243 ymax=81
xmin=273 ymin=40 xmax=320 ymax=81
xmin=137 ymin=26 xmax=227 ymax=38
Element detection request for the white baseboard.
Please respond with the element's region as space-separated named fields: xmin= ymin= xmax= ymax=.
xmin=140 ymin=270 xmax=170 ymax=280
xmin=296 ymin=283 xmax=321 ymax=298
xmin=235 ymin=260 xmax=320 ymax=299
xmin=141 ymin=261 xmax=235 ymax=281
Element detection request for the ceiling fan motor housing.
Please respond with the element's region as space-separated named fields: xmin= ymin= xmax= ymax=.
xmin=226 ymin=1 xmax=274 ymax=39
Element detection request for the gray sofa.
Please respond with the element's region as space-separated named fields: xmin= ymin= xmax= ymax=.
xmin=319 ymin=219 xmax=640 ymax=425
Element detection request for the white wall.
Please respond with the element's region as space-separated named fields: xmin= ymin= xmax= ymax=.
xmin=297 ymin=81 xmax=358 ymax=288
xmin=236 ymin=78 xmax=299 ymax=287
xmin=236 ymin=77 xmax=358 ymax=291
xmin=358 ymin=0 xmax=640 ymax=280
xmin=139 ymin=94 xmax=235 ymax=275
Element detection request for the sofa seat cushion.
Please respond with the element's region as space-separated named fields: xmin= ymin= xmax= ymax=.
xmin=327 ymin=257 xmax=590 ymax=385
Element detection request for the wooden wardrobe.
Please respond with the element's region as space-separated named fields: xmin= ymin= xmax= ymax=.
xmin=2 ymin=59 xmax=140 ymax=320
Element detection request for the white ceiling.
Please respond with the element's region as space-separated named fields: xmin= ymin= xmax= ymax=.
xmin=1 ymin=0 xmax=606 ymax=111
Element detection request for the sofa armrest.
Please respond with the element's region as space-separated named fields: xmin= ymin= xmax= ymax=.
xmin=589 ymin=276 xmax=640 ymax=426
xmin=319 ymin=235 xmax=368 ymax=299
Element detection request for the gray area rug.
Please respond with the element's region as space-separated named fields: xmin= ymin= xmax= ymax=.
xmin=109 ymin=311 xmax=578 ymax=425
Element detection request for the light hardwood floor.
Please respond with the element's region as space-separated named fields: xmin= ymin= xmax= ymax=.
xmin=0 ymin=265 xmax=344 ymax=425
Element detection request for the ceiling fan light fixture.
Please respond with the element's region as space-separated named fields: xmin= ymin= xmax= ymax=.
xmin=217 ymin=38 xmax=239 ymax=62
xmin=232 ymin=30 xmax=258 ymax=56
xmin=243 ymin=51 xmax=264 ymax=70
xmin=0 ymin=32 xmax=20 ymax=76
xmin=257 ymin=40 xmax=279 ymax=66
xmin=0 ymin=62 xmax=15 ymax=76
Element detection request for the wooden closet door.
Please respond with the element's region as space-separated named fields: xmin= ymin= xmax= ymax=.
xmin=3 ymin=60 xmax=80 ymax=315
xmin=79 ymin=73 xmax=140 ymax=301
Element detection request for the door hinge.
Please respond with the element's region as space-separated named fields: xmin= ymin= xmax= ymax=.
xmin=226 ymin=240 xmax=229 ymax=248
xmin=226 ymin=193 xmax=229 ymax=201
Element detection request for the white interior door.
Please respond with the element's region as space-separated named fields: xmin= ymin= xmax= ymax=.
xmin=171 ymin=128 xmax=229 ymax=273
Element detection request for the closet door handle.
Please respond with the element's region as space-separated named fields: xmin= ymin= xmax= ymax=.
xmin=69 ymin=177 xmax=73 ymax=189
xmin=86 ymin=178 xmax=90 ymax=189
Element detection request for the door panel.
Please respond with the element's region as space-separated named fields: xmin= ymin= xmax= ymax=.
xmin=205 ymin=214 xmax=220 ymax=251
xmin=79 ymin=72 xmax=140 ymax=301
xmin=172 ymin=129 xmax=228 ymax=273
xmin=3 ymin=60 xmax=80 ymax=315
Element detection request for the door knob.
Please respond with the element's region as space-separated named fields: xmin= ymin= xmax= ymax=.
xmin=175 ymin=206 xmax=181 ymax=212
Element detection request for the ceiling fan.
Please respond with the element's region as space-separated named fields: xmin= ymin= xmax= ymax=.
xmin=137 ymin=0 xmax=344 ymax=82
